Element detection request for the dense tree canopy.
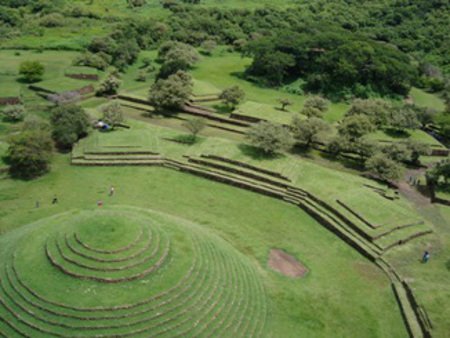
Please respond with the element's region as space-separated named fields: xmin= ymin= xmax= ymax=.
xmin=8 ymin=128 xmax=53 ymax=179
xmin=50 ymin=104 xmax=90 ymax=149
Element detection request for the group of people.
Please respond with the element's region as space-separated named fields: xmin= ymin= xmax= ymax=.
xmin=36 ymin=186 xmax=116 ymax=209
xmin=97 ymin=186 xmax=115 ymax=207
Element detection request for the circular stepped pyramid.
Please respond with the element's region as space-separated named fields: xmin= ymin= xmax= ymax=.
xmin=0 ymin=208 xmax=267 ymax=337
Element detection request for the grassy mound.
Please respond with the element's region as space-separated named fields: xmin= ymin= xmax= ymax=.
xmin=0 ymin=207 xmax=266 ymax=337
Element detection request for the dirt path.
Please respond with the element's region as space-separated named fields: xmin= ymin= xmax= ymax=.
xmin=398 ymin=168 xmax=431 ymax=208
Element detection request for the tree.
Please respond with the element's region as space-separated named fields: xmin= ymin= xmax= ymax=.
xmin=326 ymin=136 xmax=350 ymax=157
xmin=291 ymin=116 xmax=330 ymax=148
xmin=302 ymin=106 xmax=324 ymax=119
xmin=338 ymin=115 xmax=374 ymax=141
xmin=405 ymin=140 xmax=431 ymax=165
xmin=246 ymin=121 xmax=293 ymax=155
xmin=348 ymin=138 xmax=378 ymax=162
xmin=303 ymin=96 xmax=329 ymax=113
xmin=201 ymin=40 xmax=217 ymax=55
xmin=1 ymin=105 xmax=25 ymax=122
xmin=381 ymin=142 xmax=411 ymax=163
xmin=388 ymin=106 xmax=421 ymax=132
xmin=50 ymin=105 xmax=90 ymax=149
xmin=157 ymin=41 xmax=200 ymax=78
xmin=219 ymin=86 xmax=245 ymax=109
xmin=346 ymin=99 xmax=391 ymax=127
xmin=99 ymin=101 xmax=124 ymax=128
xmin=96 ymin=73 xmax=121 ymax=96
xmin=7 ymin=129 xmax=53 ymax=179
xmin=148 ymin=70 xmax=193 ymax=112
xmin=183 ymin=118 xmax=206 ymax=139
xmin=366 ymin=153 xmax=403 ymax=182
xmin=19 ymin=61 xmax=44 ymax=83
xmin=278 ymin=98 xmax=293 ymax=111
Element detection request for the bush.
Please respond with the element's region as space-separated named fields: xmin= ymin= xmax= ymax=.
xmin=182 ymin=117 xmax=206 ymax=140
xmin=219 ymin=86 xmax=245 ymax=109
xmin=366 ymin=153 xmax=403 ymax=182
xmin=50 ymin=105 xmax=90 ymax=149
xmin=96 ymin=74 xmax=121 ymax=96
xmin=291 ymin=116 xmax=330 ymax=148
xmin=19 ymin=61 xmax=44 ymax=83
xmin=149 ymin=70 xmax=193 ymax=112
xmin=247 ymin=121 xmax=293 ymax=155
xmin=39 ymin=13 xmax=65 ymax=27
xmin=73 ymin=52 xmax=109 ymax=71
xmin=8 ymin=129 xmax=53 ymax=179
xmin=1 ymin=105 xmax=26 ymax=122
xmin=99 ymin=101 xmax=124 ymax=128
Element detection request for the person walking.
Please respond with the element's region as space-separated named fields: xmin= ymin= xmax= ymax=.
xmin=52 ymin=196 xmax=58 ymax=204
xmin=422 ymin=250 xmax=430 ymax=263
xmin=109 ymin=186 xmax=115 ymax=196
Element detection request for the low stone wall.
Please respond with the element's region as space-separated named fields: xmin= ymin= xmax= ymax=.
xmin=65 ymin=73 xmax=99 ymax=81
xmin=230 ymin=112 xmax=265 ymax=123
xmin=403 ymin=281 xmax=433 ymax=338
xmin=200 ymin=154 xmax=291 ymax=181
xmin=336 ymin=199 xmax=376 ymax=229
xmin=430 ymin=148 xmax=449 ymax=156
xmin=0 ymin=97 xmax=21 ymax=105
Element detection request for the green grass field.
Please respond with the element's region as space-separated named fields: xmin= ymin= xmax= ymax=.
xmin=410 ymin=87 xmax=446 ymax=112
xmin=0 ymin=22 xmax=449 ymax=337
xmin=0 ymin=156 xmax=408 ymax=337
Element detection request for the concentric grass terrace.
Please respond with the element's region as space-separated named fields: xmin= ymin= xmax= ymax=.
xmin=0 ymin=208 xmax=267 ymax=337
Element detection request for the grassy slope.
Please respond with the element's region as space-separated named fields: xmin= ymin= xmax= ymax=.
xmin=0 ymin=155 xmax=407 ymax=337
xmin=78 ymin=118 xmax=423 ymax=227
xmin=410 ymin=87 xmax=446 ymax=112
xmin=383 ymin=204 xmax=450 ymax=338
xmin=188 ymin=49 xmax=350 ymax=123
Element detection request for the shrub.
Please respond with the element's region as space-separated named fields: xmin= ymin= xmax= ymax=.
xmin=219 ymin=86 xmax=245 ymax=109
xmin=99 ymin=101 xmax=124 ymax=128
xmin=50 ymin=105 xmax=90 ymax=149
xmin=39 ymin=13 xmax=65 ymax=27
xmin=19 ymin=61 xmax=44 ymax=83
xmin=1 ymin=105 xmax=26 ymax=122
xmin=366 ymin=153 xmax=403 ymax=182
xmin=291 ymin=116 xmax=330 ymax=148
xmin=346 ymin=98 xmax=391 ymax=127
xmin=247 ymin=121 xmax=293 ymax=155
xmin=338 ymin=115 xmax=374 ymax=141
xmin=8 ymin=129 xmax=53 ymax=179
xmin=182 ymin=117 xmax=206 ymax=140
xmin=149 ymin=70 xmax=193 ymax=112
xmin=96 ymin=74 xmax=121 ymax=96
xmin=73 ymin=52 xmax=109 ymax=71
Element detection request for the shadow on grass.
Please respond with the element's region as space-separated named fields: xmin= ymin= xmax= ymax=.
xmin=238 ymin=144 xmax=285 ymax=160
xmin=383 ymin=128 xmax=411 ymax=139
xmin=212 ymin=104 xmax=233 ymax=115
xmin=317 ymin=151 xmax=365 ymax=171
xmin=163 ymin=135 xmax=203 ymax=146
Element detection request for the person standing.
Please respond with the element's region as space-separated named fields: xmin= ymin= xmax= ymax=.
xmin=422 ymin=250 xmax=430 ymax=263
xmin=109 ymin=186 xmax=115 ymax=196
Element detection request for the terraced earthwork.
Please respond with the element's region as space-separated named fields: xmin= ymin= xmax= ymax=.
xmin=0 ymin=208 xmax=267 ymax=337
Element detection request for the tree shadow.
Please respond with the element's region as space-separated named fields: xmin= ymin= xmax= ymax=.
xmin=383 ymin=128 xmax=411 ymax=139
xmin=212 ymin=104 xmax=233 ymax=115
xmin=238 ymin=144 xmax=284 ymax=160
xmin=163 ymin=135 xmax=202 ymax=146
xmin=317 ymin=151 xmax=365 ymax=171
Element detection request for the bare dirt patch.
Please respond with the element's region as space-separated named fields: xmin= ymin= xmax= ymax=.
xmin=268 ymin=249 xmax=307 ymax=278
